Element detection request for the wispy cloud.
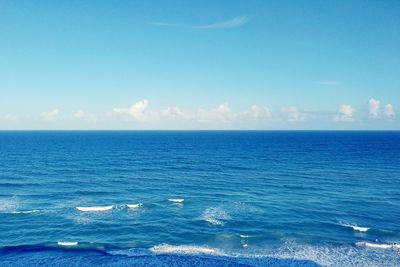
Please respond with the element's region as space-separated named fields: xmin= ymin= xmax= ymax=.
xmin=147 ymin=15 xmax=249 ymax=30
xmin=146 ymin=22 xmax=184 ymax=28
xmin=196 ymin=16 xmax=249 ymax=29
xmin=314 ymin=81 xmax=340 ymax=86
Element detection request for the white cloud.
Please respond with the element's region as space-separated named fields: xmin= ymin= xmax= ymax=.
xmin=333 ymin=104 xmax=354 ymax=122
xmin=41 ymin=108 xmax=60 ymax=121
xmin=384 ymin=104 xmax=395 ymax=118
xmin=281 ymin=107 xmax=304 ymax=122
xmin=197 ymin=103 xmax=233 ymax=123
xmin=368 ymin=98 xmax=380 ymax=118
xmin=4 ymin=114 xmax=19 ymax=123
xmin=196 ymin=16 xmax=249 ymax=29
xmin=74 ymin=110 xmax=85 ymax=118
xmin=161 ymin=107 xmax=187 ymax=119
xmin=113 ymin=99 xmax=149 ymax=121
xmin=244 ymin=105 xmax=271 ymax=119
xmin=314 ymin=81 xmax=340 ymax=86
xmin=73 ymin=110 xmax=97 ymax=122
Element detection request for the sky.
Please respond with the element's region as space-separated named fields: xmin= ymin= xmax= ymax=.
xmin=0 ymin=0 xmax=399 ymax=130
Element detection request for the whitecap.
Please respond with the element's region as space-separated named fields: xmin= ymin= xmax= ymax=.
xmin=58 ymin=241 xmax=78 ymax=246
xmin=352 ymin=226 xmax=369 ymax=232
xmin=168 ymin=199 xmax=184 ymax=203
xmin=356 ymin=242 xmax=396 ymax=249
xmin=340 ymin=222 xmax=369 ymax=232
xmin=76 ymin=205 xmax=113 ymax=212
xmin=127 ymin=204 xmax=142 ymax=209
xmin=8 ymin=210 xmax=40 ymax=214
xmin=239 ymin=234 xmax=250 ymax=238
xmin=201 ymin=207 xmax=231 ymax=226
xmin=150 ymin=244 xmax=227 ymax=256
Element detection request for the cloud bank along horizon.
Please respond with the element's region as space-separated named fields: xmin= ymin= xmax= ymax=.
xmin=2 ymin=98 xmax=397 ymax=130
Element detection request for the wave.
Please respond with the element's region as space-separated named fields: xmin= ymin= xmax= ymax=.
xmin=1 ymin=243 xmax=400 ymax=267
xmin=0 ymin=209 xmax=41 ymax=215
xmin=201 ymin=207 xmax=231 ymax=226
xmin=126 ymin=204 xmax=142 ymax=209
xmin=356 ymin=242 xmax=400 ymax=250
xmin=75 ymin=205 xmax=113 ymax=212
xmin=339 ymin=222 xmax=370 ymax=232
xmin=57 ymin=242 xmax=78 ymax=246
xmin=0 ymin=245 xmax=321 ymax=267
xmin=168 ymin=199 xmax=184 ymax=203
xmin=150 ymin=244 xmax=227 ymax=256
xmin=8 ymin=210 xmax=40 ymax=214
xmin=351 ymin=226 xmax=369 ymax=232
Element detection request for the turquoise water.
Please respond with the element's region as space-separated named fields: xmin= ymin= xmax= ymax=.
xmin=0 ymin=131 xmax=399 ymax=266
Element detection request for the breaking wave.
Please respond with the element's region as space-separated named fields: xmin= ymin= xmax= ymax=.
xmin=75 ymin=205 xmax=113 ymax=212
xmin=201 ymin=207 xmax=231 ymax=226
xmin=150 ymin=244 xmax=227 ymax=256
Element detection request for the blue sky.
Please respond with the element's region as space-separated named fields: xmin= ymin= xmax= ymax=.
xmin=0 ymin=0 xmax=399 ymax=129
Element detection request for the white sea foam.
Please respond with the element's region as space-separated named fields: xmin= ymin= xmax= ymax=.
xmin=239 ymin=234 xmax=250 ymax=238
xmin=126 ymin=203 xmax=142 ymax=209
xmin=76 ymin=205 xmax=113 ymax=212
xmin=352 ymin=226 xmax=369 ymax=232
xmin=107 ymin=242 xmax=400 ymax=267
xmin=340 ymin=222 xmax=369 ymax=232
xmin=0 ymin=198 xmax=42 ymax=215
xmin=168 ymin=199 xmax=184 ymax=203
xmin=201 ymin=207 xmax=231 ymax=226
xmin=150 ymin=244 xmax=227 ymax=256
xmin=269 ymin=242 xmax=400 ymax=267
xmin=356 ymin=242 xmax=399 ymax=249
xmin=144 ymin=241 xmax=400 ymax=267
xmin=57 ymin=241 xmax=78 ymax=246
xmin=8 ymin=210 xmax=40 ymax=214
xmin=149 ymin=242 xmax=400 ymax=266
xmin=0 ymin=198 xmax=18 ymax=213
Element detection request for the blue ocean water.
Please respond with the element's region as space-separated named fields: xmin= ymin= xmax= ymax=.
xmin=0 ymin=131 xmax=399 ymax=266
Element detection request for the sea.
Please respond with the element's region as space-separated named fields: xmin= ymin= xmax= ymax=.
xmin=0 ymin=131 xmax=399 ymax=266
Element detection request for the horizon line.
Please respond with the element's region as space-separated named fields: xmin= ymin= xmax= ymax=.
xmin=0 ymin=129 xmax=399 ymax=132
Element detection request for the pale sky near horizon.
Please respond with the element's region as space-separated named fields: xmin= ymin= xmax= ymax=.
xmin=1 ymin=0 xmax=399 ymax=130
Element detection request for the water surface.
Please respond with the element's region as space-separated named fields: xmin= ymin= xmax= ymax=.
xmin=0 ymin=131 xmax=399 ymax=266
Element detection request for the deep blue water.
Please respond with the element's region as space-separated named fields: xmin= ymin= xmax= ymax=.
xmin=0 ymin=131 xmax=399 ymax=266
